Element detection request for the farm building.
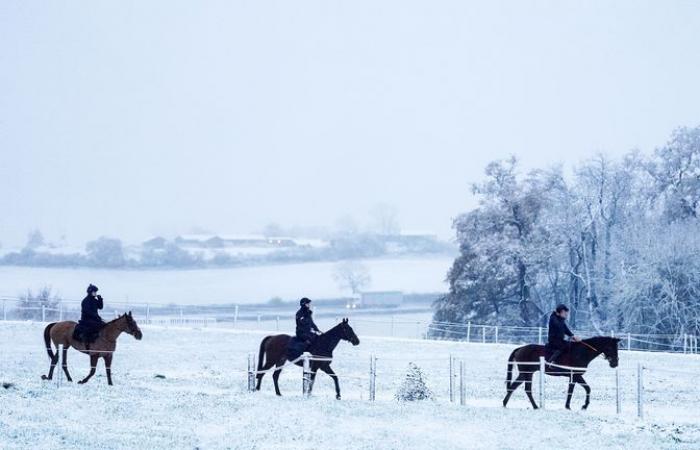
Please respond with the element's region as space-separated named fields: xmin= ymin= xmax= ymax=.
xmin=355 ymin=291 xmax=404 ymax=308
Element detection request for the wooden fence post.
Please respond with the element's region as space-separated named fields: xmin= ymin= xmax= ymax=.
xmin=449 ymin=355 xmax=455 ymax=402
xmin=637 ymin=363 xmax=644 ymax=419
xmin=247 ymin=353 xmax=256 ymax=392
xmin=369 ymin=354 xmax=376 ymax=401
xmin=302 ymin=354 xmax=312 ymax=397
xmin=615 ymin=367 xmax=621 ymax=414
xmin=459 ymin=360 xmax=465 ymax=406
xmin=539 ymin=357 xmax=546 ymax=409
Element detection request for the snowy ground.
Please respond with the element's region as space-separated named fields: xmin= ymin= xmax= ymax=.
xmin=1 ymin=321 xmax=699 ymax=449
xmin=0 ymin=256 xmax=451 ymax=304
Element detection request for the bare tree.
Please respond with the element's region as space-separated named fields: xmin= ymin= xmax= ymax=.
xmin=370 ymin=203 xmax=400 ymax=236
xmin=333 ymin=261 xmax=371 ymax=295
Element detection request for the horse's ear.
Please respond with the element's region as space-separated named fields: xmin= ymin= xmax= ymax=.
xmin=128 ymin=310 xmax=132 ymax=316
xmin=343 ymin=318 xmax=348 ymax=323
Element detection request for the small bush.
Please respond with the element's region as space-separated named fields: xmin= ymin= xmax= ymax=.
xmin=395 ymin=362 xmax=434 ymax=401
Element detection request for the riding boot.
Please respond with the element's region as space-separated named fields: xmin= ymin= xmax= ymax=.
xmin=548 ymin=349 xmax=562 ymax=364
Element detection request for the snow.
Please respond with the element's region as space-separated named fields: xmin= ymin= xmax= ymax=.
xmin=1 ymin=321 xmax=699 ymax=449
xmin=0 ymin=257 xmax=452 ymax=304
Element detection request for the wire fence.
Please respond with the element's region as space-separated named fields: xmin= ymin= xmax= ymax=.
xmin=2 ymin=296 xmax=698 ymax=355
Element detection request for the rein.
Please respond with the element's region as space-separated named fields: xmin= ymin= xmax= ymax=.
xmin=579 ymin=341 xmax=598 ymax=353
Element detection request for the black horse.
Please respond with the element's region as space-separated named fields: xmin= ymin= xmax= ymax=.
xmin=255 ymin=318 xmax=360 ymax=399
xmin=502 ymin=336 xmax=620 ymax=410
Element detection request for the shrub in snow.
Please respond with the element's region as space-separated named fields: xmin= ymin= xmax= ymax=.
xmin=395 ymin=363 xmax=434 ymax=401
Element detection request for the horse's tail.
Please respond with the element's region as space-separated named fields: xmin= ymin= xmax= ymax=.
xmin=43 ymin=322 xmax=57 ymax=360
xmin=257 ymin=336 xmax=271 ymax=371
xmin=505 ymin=347 xmax=518 ymax=389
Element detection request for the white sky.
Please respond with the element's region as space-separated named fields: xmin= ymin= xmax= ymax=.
xmin=1 ymin=1 xmax=699 ymax=246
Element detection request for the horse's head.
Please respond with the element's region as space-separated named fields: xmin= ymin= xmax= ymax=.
xmin=123 ymin=311 xmax=143 ymax=340
xmin=600 ymin=337 xmax=620 ymax=368
xmin=338 ymin=318 xmax=360 ymax=346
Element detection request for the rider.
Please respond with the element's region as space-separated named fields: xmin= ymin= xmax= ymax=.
xmin=74 ymin=284 xmax=106 ymax=348
xmin=546 ymin=304 xmax=581 ymax=363
xmin=296 ymin=297 xmax=321 ymax=347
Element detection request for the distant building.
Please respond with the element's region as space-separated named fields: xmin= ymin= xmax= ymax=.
xmin=354 ymin=291 xmax=404 ymax=308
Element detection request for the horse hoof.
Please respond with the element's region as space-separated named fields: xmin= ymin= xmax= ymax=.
xmin=41 ymin=375 xmax=49 ymax=380
xmin=336 ymin=395 xmax=341 ymax=400
xmin=581 ymin=405 xmax=588 ymax=411
xmin=78 ymin=380 xmax=85 ymax=384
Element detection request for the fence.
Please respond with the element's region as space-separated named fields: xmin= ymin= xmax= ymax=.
xmin=2 ymin=296 xmax=698 ymax=354
xmin=244 ymin=349 xmax=700 ymax=421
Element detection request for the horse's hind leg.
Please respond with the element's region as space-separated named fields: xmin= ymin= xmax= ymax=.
xmin=503 ymin=373 xmax=528 ymax=407
xmin=574 ymin=374 xmax=591 ymax=410
xmin=523 ymin=374 xmax=539 ymax=410
xmin=61 ymin=345 xmax=73 ymax=382
xmin=256 ymin=360 xmax=276 ymax=391
xmin=78 ymin=354 xmax=99 ymax=384
xmin=320 ymin=364 xmax=341 ymax=400
xmin=272 ymin=362 xmax=284 ymax=396
xmin=42 ymin=344 xmax=59 ymax=381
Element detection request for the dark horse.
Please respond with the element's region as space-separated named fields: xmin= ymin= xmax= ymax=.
xmin=502 ymin=336 xmax=620 ymax=410
xmin=255 ymin=318 xmax=360 ymax=399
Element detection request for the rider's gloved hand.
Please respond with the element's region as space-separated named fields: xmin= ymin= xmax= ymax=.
xmin=572 ymin=335 xmax=582 ymax=342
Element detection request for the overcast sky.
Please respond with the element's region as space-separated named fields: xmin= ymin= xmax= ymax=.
xmin=1 ymin=1 xmax=699 ymax=246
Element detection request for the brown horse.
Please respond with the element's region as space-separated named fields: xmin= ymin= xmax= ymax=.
xmin=41 ymin=312 xmax=143 ymax=385
xmin=255 ymin=318 xmax=360 ymax=399
xmin=502 ymin=336 xmax=620 ymax=410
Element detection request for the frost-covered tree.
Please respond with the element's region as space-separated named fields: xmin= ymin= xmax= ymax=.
xmin=434 ymin=126 xmax=700 ymax=343
xmin=395 ymin=363 xmax=434 ymax=401
xmin=86 ymin=237 xmax=126 ymax=267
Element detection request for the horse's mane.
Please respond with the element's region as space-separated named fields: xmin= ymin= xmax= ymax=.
xmin=106 ymin=314 xmax=128 ymax=325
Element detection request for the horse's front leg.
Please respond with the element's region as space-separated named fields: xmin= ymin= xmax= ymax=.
xmin=62 ymin=345 xmax=73 ymax=382
xmin=78 ymin=354 xmax=99 ymax=384
xmin=565 ymin=378 xmax=575 ymax=410
xmin=104 ymin=354 xmax=113 ymax=386
xmin=309 ymin=366 xmax=319 ymax=394
xmin=575 ymin=374 xmax=591 ymax=410
xmin=321 ymin=365 xmax=341 ymax=400
xmin=272 ymin=363 xmax=284 ymax=396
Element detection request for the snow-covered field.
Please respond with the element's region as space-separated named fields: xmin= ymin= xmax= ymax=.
xmin=0 ymin=257 xmax=451 ymax=304
xmin=1 ymin=321 xmax=699 ymax=449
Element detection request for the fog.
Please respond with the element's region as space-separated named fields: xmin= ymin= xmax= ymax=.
xmin=2 ymin=0 xmax=699 ymax=246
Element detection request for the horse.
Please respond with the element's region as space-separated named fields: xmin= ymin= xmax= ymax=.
xmin=255 ymin=318 xmax=360 ymax=399
xmin=41 ymin=312 xmax=143 ymax=385
xmin=502 ymin=336 xmax=620 ymax=410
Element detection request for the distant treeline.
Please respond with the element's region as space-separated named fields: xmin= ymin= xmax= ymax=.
xmin=433 ymin=126 xmax=700 ymax=341
xmin=1 ymin=233 xmax=453 ymax=269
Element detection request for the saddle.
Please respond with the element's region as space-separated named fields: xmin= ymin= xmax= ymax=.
xmin=287 ymin=337 xmax=310 ymax=361
xmin=72 ymin=324 xmax=102 ymax=344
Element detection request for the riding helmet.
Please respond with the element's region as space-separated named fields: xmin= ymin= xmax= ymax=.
xmin=87 ymin=284 xmax=99 ymax=294
xmin=300 ymin=297 xmax=312 ymax=306
xmin=555 ymin=303 xmax=569 ymax=313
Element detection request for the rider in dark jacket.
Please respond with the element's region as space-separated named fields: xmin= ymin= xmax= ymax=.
xmin=546 ymin=304 xmax=581 ymax=363
xmin=296 ymin=297 xmax=320 ymax=345
xmin=74 ymin=284 xmax=106 ymax=346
